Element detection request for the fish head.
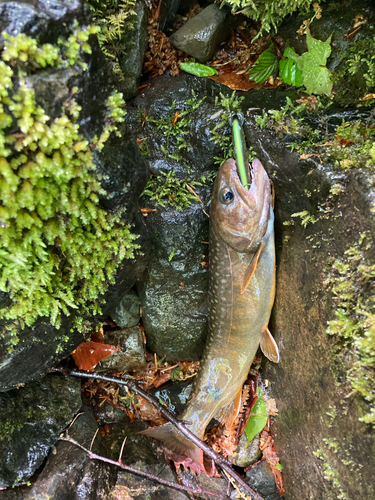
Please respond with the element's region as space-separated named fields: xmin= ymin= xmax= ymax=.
xmin=210 ymin=158 xmax=271 ymax=253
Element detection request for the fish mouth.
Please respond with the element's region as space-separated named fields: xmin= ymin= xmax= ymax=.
xmin=225 ymin=158 xmax=269 ymax=210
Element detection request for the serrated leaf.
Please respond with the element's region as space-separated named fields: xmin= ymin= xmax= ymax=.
xmin=179 ymin=62 xmax=218 ymax=77
xmin=295 ymin=29 xmax=333 ymax=95
xmin=248 ymin=44 xmax=278 ymax=84
xmin=282 ymin=30 xmax=333 ymax=95
xmin=245 ymin=387 xmax=268 ymax=447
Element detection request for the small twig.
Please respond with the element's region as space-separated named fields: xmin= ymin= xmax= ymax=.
xmin=159 ymin=363 xmax=179 ymax=373
xmin=68 ymin=370 xmax=264 ymax=500
xmin=68 ymin=412 xmax=84 ymax=429
xmin=186 ymin=184 xmax=210 ymax=218
xmin=119 ymin=436 xmax=127 ymax=464
xmin=90 ymin=428 xmax=99 ymax=452
xmin=60 ymin=434 xmax=228 ymax=500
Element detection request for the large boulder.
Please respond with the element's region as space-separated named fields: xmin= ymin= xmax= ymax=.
xmin=244 ymin=112 xmax=375 ymax=500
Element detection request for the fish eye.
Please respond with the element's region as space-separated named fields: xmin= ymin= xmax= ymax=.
xmin=219 ymin=188 xmax=234 ymax=204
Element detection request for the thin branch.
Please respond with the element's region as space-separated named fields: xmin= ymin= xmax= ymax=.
xmin=118 ymin=436 xmax=127 ymax=464
xmin=90 ymin=428 xmax=99 ymax=452
xmin=60 ymin=433 xmax=229 ymax=500
xmin=67 ymin=369 xmax=265 ymax=500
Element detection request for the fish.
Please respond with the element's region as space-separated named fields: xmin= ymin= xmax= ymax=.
xmin=140 ymin=158 xmax=279 ymax=475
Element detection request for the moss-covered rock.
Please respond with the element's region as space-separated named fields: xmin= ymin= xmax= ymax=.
xmin=0 ymin=0 xmax=149 ymax=390
xmin=244 ymin=109 xmax=375 ymax=499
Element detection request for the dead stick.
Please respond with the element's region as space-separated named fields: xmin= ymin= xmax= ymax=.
xmin=68 ymin=370 xmax=264 ymax=500
xmin=60 ymin=434 xmax=228 ymax=500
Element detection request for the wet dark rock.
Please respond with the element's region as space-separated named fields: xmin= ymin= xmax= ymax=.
xmin=93 ymin=403 xmax=159 ymax=467
xmin=159 ymin=0 xmax=181 ymax=33
xmin=0 ymin=0 xmax=150 ymax=390
xmin=118 ymin=0 xmax=149 ymax=101
xmin=136 ymin=203 xmax=209 ymax=361
xmin=0 ymin=317 xmax=83 ymax=393
xmin=175 ymin=467 xmax=227 ymax=500
xmin=244 ymin=113 xmax=375 ymax=499
xmin=126 ymin=74 xmax=228 ymax=361
xmin=109 ymin=289 xmax=141 ymax=328
xmin=15 ymin=403 xmax=115 ymax=500
xmin=0 ymin=374 xmax=82 ymax=488
xmin=230 ymin=461 xmax=279 ymax=500
xmin=169 ymin=4 xmax=230 ymax=63
xmin=0 ymin=0 xmax=89 ymax=47
xmin=116 ymin=462 xmax=188 ymax=500
xmin=98 ymin=326 xmax=146 ymax=372
xmin=233 ymin=433 xmax=262 ymax=468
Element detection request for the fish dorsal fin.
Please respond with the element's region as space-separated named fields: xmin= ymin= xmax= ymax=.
xmin=241 ymin=244 xmax=262 ymax=294
xmin=260 ymin=327 xmax=280 ymax=363
xmin=215 ymin=386 xmax=242 ymax=430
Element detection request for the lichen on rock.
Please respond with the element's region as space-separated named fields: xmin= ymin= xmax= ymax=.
xmin=0 ymin=26 xmax=139 ymax=348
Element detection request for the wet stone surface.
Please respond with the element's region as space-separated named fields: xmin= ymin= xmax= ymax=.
xmin=230 ymin=461 xmax=279 ymax=500
xmin=98 ymin=326 xmax=146 ymax=372
xmin=169 ymin=4 xmax=230 ymax=62
xmin=244 ymin=113 xmax=375 ymax=500
xmin=118 ymin=0 xmax=149 ymax=101
xmin=0 ymin=374 xmax=82 ymax=488
xmin=108 ymin=289 xmax=141 ymax=329
xmin=233 ymin=433 xmax=262 ymax=468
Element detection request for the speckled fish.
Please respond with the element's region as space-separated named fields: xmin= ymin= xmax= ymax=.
xmin=141 ymin=158 xmax=279 ymax=474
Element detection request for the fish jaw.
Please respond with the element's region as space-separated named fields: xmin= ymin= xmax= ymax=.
xmin=210 ymin=158 xmax=271 ymax=253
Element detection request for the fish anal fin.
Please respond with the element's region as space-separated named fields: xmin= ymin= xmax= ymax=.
xmin=241 ymin=245 xmax=262 ymax=294
xmin=215 ymin=386 xmax=242 ymax=430
xmin=260 ymin=327 xmax=280 ymax=363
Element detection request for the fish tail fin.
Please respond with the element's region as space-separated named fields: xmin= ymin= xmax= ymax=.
xmin=140 ymin=423 xmax=214 ymax=476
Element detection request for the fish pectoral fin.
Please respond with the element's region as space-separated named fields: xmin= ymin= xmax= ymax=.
xmin=260 ymin=327 xmax=280 ymax=363
xmin=241 ymin=244 xmax=262 ymax=294
xmin=215 ymin=386 xmax=242 ymax=430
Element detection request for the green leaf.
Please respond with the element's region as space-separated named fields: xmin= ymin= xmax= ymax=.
xmin=179 ymin=62 xmax=218 ymax=77
xmin=248 ymin=44 xmax=278 ymax=84
xmin=295 ymin=29 xmax=333 ymax=95
xmin=244 ymin=387 xmax=268 ymax=447
xmin=279 ymin=56 xmax=303 ymax=87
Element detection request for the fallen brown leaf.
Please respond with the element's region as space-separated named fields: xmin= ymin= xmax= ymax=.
xmin=72 ymin=341 xmax=121 ymax=371
xmin=209 ymin=73 xmax=282 ymax=91
xmin=260 ymin=426 xmax=285 ymax=496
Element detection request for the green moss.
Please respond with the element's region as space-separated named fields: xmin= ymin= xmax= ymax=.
xmin=145 ymin=90 xmax=207 ymax=172
xmin=219 ymin=0 xmax=319 ymax=36
xmin=324 ymin=233 xmax=375 ymax=426
xmin=255 ymin=97 xmax=375 ymax=173
xmin=333 ymin=35 xmax=375 ymax=108
xmin=255 ymin=95 xmax=328 ymax=153
xmin=142 ymin=171 xmax=201 ymax=211
xmin=87 ymin=0 xmax=136 ymax=79
xmin=313 ymin=447 xmax=348 ymax=499
xmin=0 ymin=29 xmax=138 ymax=348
